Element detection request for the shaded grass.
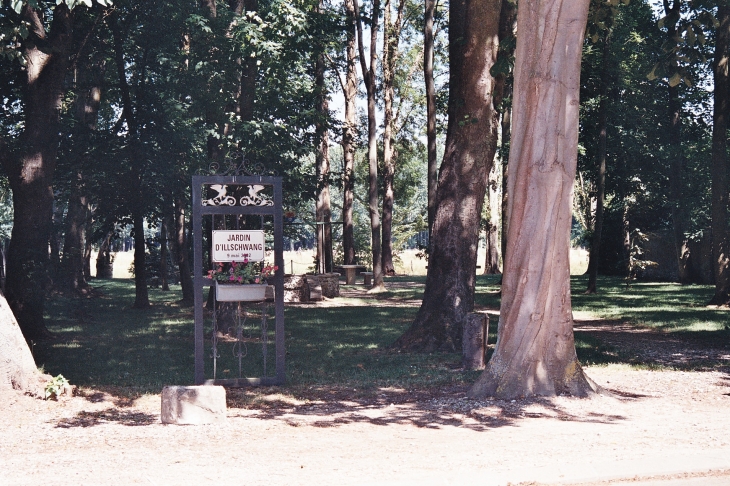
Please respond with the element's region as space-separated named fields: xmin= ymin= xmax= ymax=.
xmin=35 ymin=275 xmax=729 ymax=394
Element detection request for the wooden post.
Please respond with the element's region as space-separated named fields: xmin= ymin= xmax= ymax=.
xmin=462 ymin=312 xmax=488 ymax=370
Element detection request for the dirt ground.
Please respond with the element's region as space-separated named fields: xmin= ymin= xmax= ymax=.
xmin=2 ymin=287 xmax=730 ymax=485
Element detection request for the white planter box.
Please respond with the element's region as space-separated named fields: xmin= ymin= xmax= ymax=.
xmin=215 ymin=283 xmax=268 ymax=302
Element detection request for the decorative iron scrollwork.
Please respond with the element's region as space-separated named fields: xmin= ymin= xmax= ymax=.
xmin=205 ymin=152 xmax=277 ymax=176
xmin=202 ymin=184 xmax=274 ymax=207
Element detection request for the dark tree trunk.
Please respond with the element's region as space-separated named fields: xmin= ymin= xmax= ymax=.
xmin=160 ymin=216 xmax=170 ymax=291
xmin=60 ymin=68 xmax=102 ymax=293
xmin=111 ymin=13 xmax=148 ymax=308
xmin=469 ymin=0 xmax=598 ymax=399
xmin=1 ymin=5 xmax=73 ymax=341
xmin=174 ymin=196 xmax=194 ymax=305
xmin=96 ymin=232 xmax=114 ymax=279
xmin=61 ymin=174 xmax=90 ymax=292
xmin=424 ymin=0 xmax=437 ymax=238
xmin=381 ymin=0 xmax=406 ymax=276
xmin=393 ymin=0 xmax=501 ymax=351
xmin=315 ymin=11 xmax=333 ymax=274
xmin=355 ymin=0 xmax=385 ymax=290
xmin=586 ymin=33 xmax=611 ymax=294
xmin=709 ymin=5 xmax=730 ymax=305
xmin=664 ymin=0 xmax=690 ymax=283
xmin=342 ymin=0 xmax=358 ymax=266
xmin=132 ymin=211 xmax=149 ymax=308
xmin=496 ymin=0 xmax=516 ymax=273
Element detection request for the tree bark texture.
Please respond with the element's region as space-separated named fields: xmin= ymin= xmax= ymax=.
xmin=710 ymin=5 xmax=730 ymax=305
xmin=586 ymin=33 xmax=611 ymax=294
xmin=2 ymin=5 xmax=73 ymax=340
xmin=424 ymin=0 xmax=438 ymax=239
xmin=496 ymin=0 xmax=516 ymax=272
xmin=342 ymin=0 xmax=358 ymax=265
xmin=664 ymin=0 xmax=690 ymax=283
xmin=393 ymin=0 xmax=501 ymax=352
xmin=355 ymin=0 xmax=384 ymax=290
xmin=61 ymin=173 xmax=90 ymax=293
xmin=469 ymin=0 xmax=599 ymax=399
xmin=0 ymin=293 xmax=48 ymax=395
xmin=174 ymin=196 xmax=194 ymax=305
xmin=381 ymin=0 xmax=407 ymax=276
xmin=60 ymin=70 xmax=103 ymax=293
xmin=315 ymin=11 xmax=333 ymax=274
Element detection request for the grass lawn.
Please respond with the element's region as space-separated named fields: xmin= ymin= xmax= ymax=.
xmin=34 ymin=274 xmax=729 ymax=395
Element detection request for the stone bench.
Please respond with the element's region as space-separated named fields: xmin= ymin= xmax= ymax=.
xmin=361 ymin=271 xmax=374 ymax=287
xmin=334 ymin=265 xmax=366 ymax=285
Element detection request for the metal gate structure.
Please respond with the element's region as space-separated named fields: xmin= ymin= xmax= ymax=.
xmin=192 ymin=158 xmax=285 ymax=386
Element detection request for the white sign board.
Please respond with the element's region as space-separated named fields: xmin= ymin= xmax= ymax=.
xmin=211 ymin=230 xmax=265 ymax=262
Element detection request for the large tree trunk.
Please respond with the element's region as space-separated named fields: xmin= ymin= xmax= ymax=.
xmin=381 ymin=0 xmax=406 ymax=276
xmin=355 ymin=0 xmax=385 ymax=290
xmin=469 ymin=0 xmax=599 ymax=399
xmin=0 ymin=293 xmax=48 ymax=395
xmin=315 ymin=11 xmax=333 ymax=275
xmin=586 ymin=33 xmax=611 ymax=294
xmin=1 ymin=5 xmax=73 ymax=341
xmin=424 ymin=0 xmax=437 ymax=239
xmin=710 ymin=5 xmax=730 ymax=305
xmin=342 ymin=0 xmax=358 ymax=266
xmin=393 ymin=0 xmax=501 ymax=351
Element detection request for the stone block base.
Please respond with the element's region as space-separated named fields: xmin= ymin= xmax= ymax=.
xmin=161 ymin=386 xmax=226 ymax=425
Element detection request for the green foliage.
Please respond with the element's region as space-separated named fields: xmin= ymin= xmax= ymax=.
xmin=44 ymin=374 xmax=69 ymax=400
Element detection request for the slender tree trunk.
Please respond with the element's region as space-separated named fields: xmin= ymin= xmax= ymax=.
xmin=342 ymin=0 xmax=358 ymax=265
xmin=381 ymin=0 xmax=407 ymax=276
xmin=132 ymin=212 xmax=149 ymax=308
xmin=663 ymin=0 xmax=690 ymax=283
xmin=234 ymin=0 xmax=258 ymax=123
xmin=394 ymin=0 xmax=501 ymax=351
xmin=96 ymin=232 xmax=114 ymax=279
xmin=496 ymin=0 xmax=516 ymax=274
xmin=160 ymin=216 xmax=170 ymax=291
xmin=111 ymin=15 xmax=148 ymax=308
xmin=355 ymin=0 xmax=385 ymax=290
xmin=60 ymin=69 xmax=103 ymax=293
xmin=1 ymin=5 xmax=73 ymax=340
xmin=469 ymin=0 xmax=599 ymax=399
xmin=424 ymin=0 xmax=437 ymax=239
xmin=710 ymin=5 xmax=730 ymax=305
xmin=501 ymin=105 xmax=511 ymax=271
xmin=315 ymin=26 xmax=333 ymax=274
xmin=174 ymin=196 xmax=194 ymax=305
xmin=61 ymin=175 xmax=90 ymax=292
xmin=483 ymin=164 xmax=501 ymax=274
xmin=586 ymin=33 xmax=611 ymax=294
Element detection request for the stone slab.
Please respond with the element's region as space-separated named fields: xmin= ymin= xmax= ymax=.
xmin=161 ymin=385 xmax=226 ymax=425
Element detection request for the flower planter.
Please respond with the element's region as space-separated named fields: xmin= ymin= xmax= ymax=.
xmin=215 ymin=282 xmax=268 ymax=302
